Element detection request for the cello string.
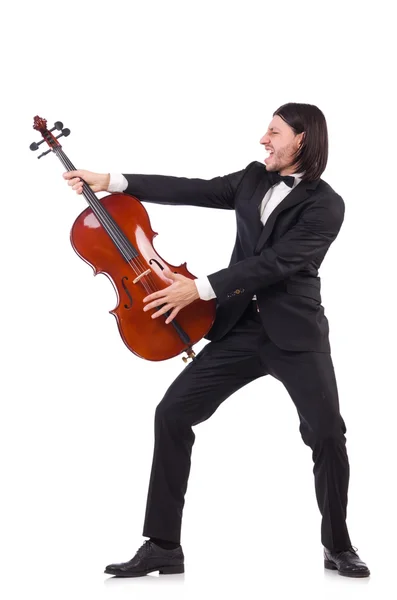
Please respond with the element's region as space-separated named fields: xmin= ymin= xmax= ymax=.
xmin=58 ymin=150 xmax=158 ymax=296
xmin=57 ymin=151 xmax=178 ymax=308
xmin=59 ymin=150 xmax=135 ymax=261
xmin=58 ymin=150 xmax=157 ymax=292
xmin=57 ymin=149 xmax=180 ymax=319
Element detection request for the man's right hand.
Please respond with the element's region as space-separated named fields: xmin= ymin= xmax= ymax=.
xmin=63 ymin=170 xmax=110 ymax=195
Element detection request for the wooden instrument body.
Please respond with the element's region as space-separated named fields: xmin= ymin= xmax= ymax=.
xmin=70 ymin=193 xmax=216 ymax=361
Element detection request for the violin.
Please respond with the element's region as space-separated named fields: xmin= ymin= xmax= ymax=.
xmin=31 ymin=116 xmax=216 ymax=362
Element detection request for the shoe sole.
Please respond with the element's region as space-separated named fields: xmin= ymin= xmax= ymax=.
xmin=324 ymin=559 xmax=370 ymax=577
xmin=105 ymin=564 xmax=185 ymax=577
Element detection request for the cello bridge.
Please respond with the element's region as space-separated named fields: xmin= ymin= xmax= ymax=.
xmin=133 ymin=269 xmax=151 ymax=284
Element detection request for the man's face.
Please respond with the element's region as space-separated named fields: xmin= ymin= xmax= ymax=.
xmin=260 ymin=115 xmax=304 ymax=175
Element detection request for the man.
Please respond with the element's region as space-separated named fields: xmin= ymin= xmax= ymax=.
xmin=64 ymin=103 xmax=370 ymax=578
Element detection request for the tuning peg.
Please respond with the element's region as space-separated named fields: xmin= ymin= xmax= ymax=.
xmin=55 ymin=128 xmax=71 ymax=141
xmin=45 ymin=122 xmax=63 ymax=135
xmin=30 ymin=139 xmax=45 ymax=151
xmin=37 ymin=148 xmax=53 ymax=159
xmin=30 ymin=121 xmax=71 ymax=155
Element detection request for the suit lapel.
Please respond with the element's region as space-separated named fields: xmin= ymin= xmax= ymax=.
xmin=244 ymin=175 xmax=272 ymax=254
xmin=253 ymin=177 xmax=319 ymax=253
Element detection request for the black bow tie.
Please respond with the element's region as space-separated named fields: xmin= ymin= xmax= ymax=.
xmin=268 ymin=171 xmax=295 ymax=188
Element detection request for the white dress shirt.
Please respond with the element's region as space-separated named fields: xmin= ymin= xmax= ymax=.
xmin=108 ymin=171 xmax=304 ymax=300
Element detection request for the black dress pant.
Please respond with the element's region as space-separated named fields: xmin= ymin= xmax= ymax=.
xmin=142 ymin=301 xmax=352 ymax=551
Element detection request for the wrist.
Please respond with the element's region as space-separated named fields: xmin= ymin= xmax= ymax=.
xmin=102 ymin=173 xmax=110 ymax=191
xmin=191 ymin=280 xmax=200 ymax=300
xmin=194 ymin=277 xmax=216 ymax=301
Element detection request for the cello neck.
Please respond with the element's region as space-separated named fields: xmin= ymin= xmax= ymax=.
xmin=54 ymin=147 xmax=139 ymax=261
xmin=31 ymin=116 xmax=139 ymax=263
xmin=55 ymin=147 xmax=108 ymax=222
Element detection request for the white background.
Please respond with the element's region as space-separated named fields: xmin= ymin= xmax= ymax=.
xmin=1 ymin=0 xmax=396 ymax=598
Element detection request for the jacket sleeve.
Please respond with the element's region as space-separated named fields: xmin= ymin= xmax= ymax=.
xmin=207 ymin=194 xmax=345 ymax=303
xmin=121 ymin=163 xmax=256 ymax=210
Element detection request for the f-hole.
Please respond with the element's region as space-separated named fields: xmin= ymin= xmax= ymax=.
xmin=121 ymin=276 xmax=133 ymax=309
xmin=149 ymin=258 xmax=178 ymax=275
xmin=149 ymin=258 xmax=164 ymax=271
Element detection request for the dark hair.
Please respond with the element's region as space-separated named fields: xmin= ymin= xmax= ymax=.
xmin=273 ymin=103 xmax=328 ymax=181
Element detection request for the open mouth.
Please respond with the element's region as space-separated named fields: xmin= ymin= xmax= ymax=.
xmin=264 ymin=149 xmax=274 ymax=163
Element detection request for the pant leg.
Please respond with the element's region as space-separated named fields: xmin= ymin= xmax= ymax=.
xmin=261 ymin=344 xmax=351 ymax=551
xmin=142 ymin=306 xmax=267 ymax=543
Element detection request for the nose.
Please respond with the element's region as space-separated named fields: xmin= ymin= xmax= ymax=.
xmin=260 ymin=134 xmax=269 ymax=145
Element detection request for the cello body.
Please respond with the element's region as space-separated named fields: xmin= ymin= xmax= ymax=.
xmin=71 ymin=192 xmax=216 ymax=361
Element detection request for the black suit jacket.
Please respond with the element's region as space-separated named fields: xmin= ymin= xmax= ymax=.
xmin=122 ymin=161 xmax=345 ymax=352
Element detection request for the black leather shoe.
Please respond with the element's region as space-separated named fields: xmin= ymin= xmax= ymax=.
xmin=104 ymin=540 xmax=184 ymax=577
xmin=324 ymin=546 xmax=370 ymax=577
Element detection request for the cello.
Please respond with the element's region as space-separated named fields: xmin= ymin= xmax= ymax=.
xmin=30 ymin=116 xmax=216 ymax=362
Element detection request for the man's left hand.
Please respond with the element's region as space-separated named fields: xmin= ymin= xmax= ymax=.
xmin=143 ymin=270 xmax=200 ymax=324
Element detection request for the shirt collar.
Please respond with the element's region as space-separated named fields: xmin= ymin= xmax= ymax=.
xmin=290 ymin=172 xmax=304 ymax=187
